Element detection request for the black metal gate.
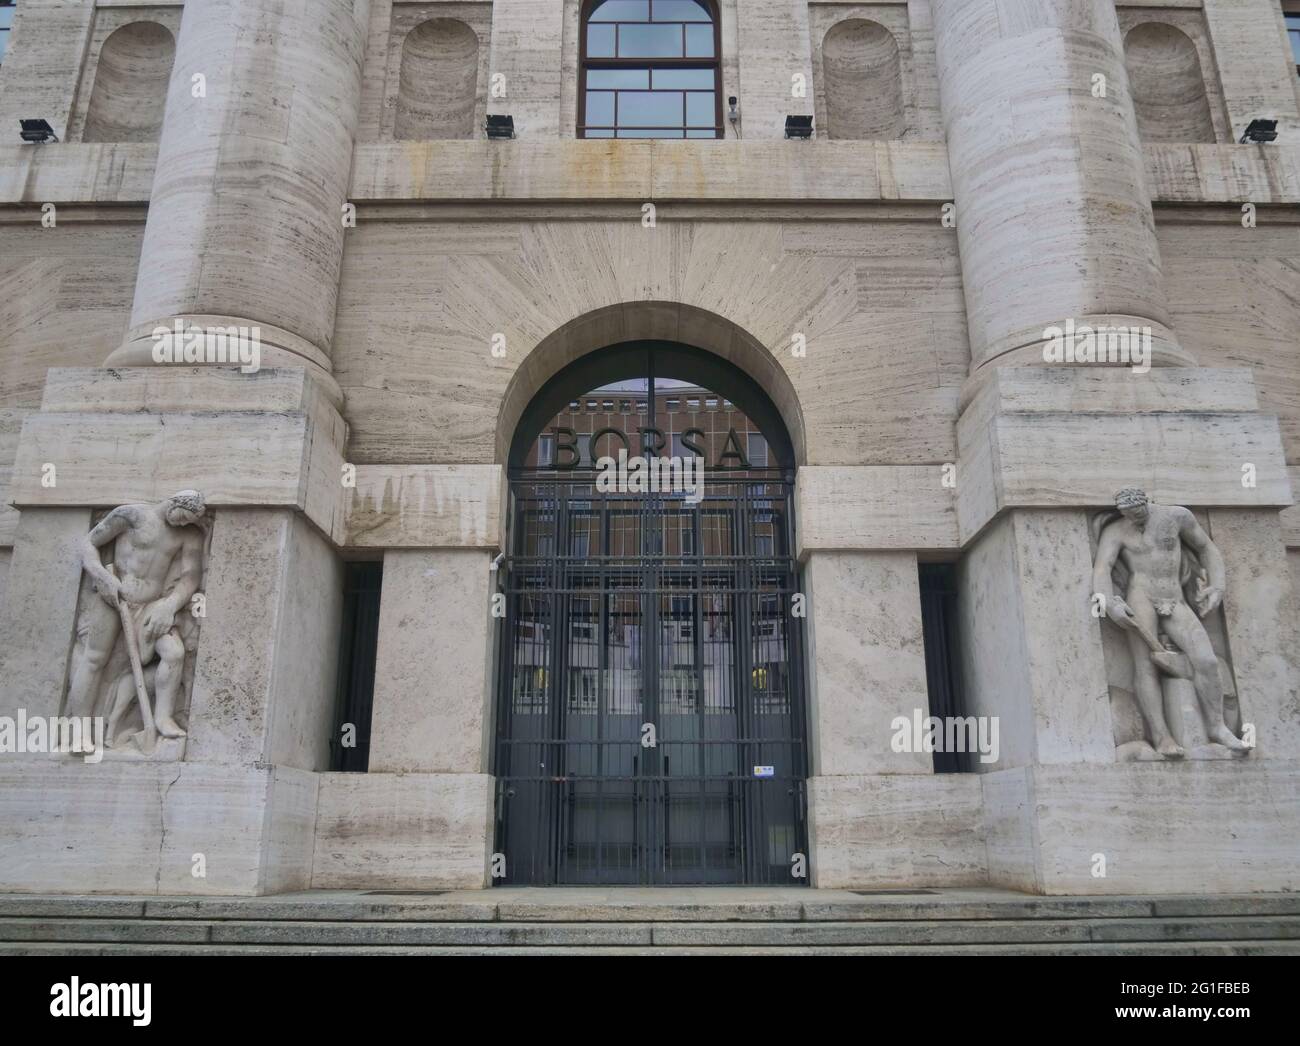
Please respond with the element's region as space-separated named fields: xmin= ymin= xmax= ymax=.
xmin=492 ymin=469 xmax=808 ymax=885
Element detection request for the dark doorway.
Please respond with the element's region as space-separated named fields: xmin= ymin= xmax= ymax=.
xmin=493 ymin=343 xmax=808 ymax=885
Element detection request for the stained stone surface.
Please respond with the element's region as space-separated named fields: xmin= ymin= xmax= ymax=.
xmin=367 ymin=549 xmax=493 ymax=774
xmin=804 ymin=552 xmax=932 ymax=776
xmin=0 ymin=761 xmax=318 ymax=895
xmin=807 ymin=774 xmax=987 ymax=889
xmin=311 ymin=772 xmax=493 ymax=890
xmin=958 ymin=511 xmax=1115 ymax=770
xmin=186 ymin=510 xmax=343 ymax=770
xmin=0 ymin=509 xmax=92 ymax=720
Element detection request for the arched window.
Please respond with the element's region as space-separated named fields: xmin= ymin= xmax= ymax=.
xmin=579 ymin=0 xmax=721 ymax=139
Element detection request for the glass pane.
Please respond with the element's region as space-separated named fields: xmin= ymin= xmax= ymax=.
xmin=586 ymin=91 xmax=615 ymax=126
xmin=684 ymin=23 xmax=714 ymax=57
xmin=619 ymin=90 xmax=683 ymax=127
xmin=686 ymin=91 xmax=715 ymax=127
xmin=589 ymin=0 xmax=649 ymax=20
xmin=652 ymin=1 xmax=712 ymax=22
xmin=0 ymin=9 xmax=13 ymax=29
xmin=587 ymin=23 xmax=616 ymax=57
xmin=618 ymin=128 xmax=684 ymax=138
xmin=618 ymin=23 xmax=683 ymax=58
xmin=686 ymin=128 xmax=718 ymax=138
xmin=588 ymin=68 xmax=650 ymax=89
xmin=586 ymin=128 xmax=615 ymax=138
xmin=652 ymin=68 xmax=714 ymax=89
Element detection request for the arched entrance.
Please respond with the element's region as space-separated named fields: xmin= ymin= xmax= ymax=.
xmin=494 ymin=342 xmax=808 ymax=885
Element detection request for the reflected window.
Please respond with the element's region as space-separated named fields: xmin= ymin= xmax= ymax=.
xmin=580 ymin=0 xmax=721 ymax=138
xmin=0 ymin=2 xmax=14 ymax=67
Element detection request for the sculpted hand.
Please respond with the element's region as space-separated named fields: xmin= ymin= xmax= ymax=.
xmin=141 ymin=603 xmax=175 ymax=641
xmin=1106 ymin=596 xmax=1137 ymax=628
xmin=96 ymin=574 xmax=124 ymax=608
xmin=1197 ymin=586 xmax=1223 ymax=617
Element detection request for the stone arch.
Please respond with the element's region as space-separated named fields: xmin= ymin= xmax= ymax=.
xmin=83 ymin=21 xmax=176 ymax=143
xmin=394 ymin=18 xmax=479 ymax=140
xmin=496 ymin=302 xmax=808 ymax=467
xmin=822 ymin=19 xmax=903 ymax=140
xmin=1124 ymin=22 xmax=1215 ymax=144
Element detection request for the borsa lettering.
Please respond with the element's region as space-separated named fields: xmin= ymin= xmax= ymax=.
xmin=548 ymin=426 xmax=750 ymax=469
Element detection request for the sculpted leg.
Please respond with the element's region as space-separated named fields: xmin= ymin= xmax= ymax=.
xmin=1124 ymin=597 xmax=1182 ymax=758
xmin=1166 ymin=608 xmax=1248 ymax=752
xmin=66 ymin=598 xmax=121 ymax=727
xmin=153 ymin=631 xmax=188 ymax=738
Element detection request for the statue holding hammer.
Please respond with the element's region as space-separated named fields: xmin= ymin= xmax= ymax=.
xmin=65 ymin=490 xmax=207 ymax=752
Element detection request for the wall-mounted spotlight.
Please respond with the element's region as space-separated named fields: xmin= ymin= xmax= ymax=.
xmin=1238 ymin=119 xmax=1278 ymax=144
xmin=19 ymin=118 xmax=58 ymax=144
xmin=784 ymin=115 xmax=813 ymax=140
xmin=486 ymin=114 xmax=515 ymax=140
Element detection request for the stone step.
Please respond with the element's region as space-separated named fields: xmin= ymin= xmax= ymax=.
xmin=0 ymin=939 xmax=1295 ymax=957
xmin=2 ymin=915 xmax=1297 ymax=948
xmin=4 ymin=892 xmax=1298 ymax=923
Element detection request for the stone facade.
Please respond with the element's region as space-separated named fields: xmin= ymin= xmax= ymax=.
xmin=0 ymin=0 xmax=1297 ymax=896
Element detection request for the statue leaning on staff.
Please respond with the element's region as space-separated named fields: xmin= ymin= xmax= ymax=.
xmin=65 ymin=490 xmax=208 ymax=753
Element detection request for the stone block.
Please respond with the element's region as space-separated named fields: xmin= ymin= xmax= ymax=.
xmin=0 ymin=761 xmax=311 ymax=895
xmin=795 ymin=466 xmax=958 ymax=553
xmin=311 ymin=772 xmax=493 ymax=890
xmin=806 ymin=774 xmax=987 ymax=889
xmin=804 ymin=551 xmax=933 ymax=775
xmin=982 ymin=762 xmax=1300 ymax=894
xmin=368 ymin=549 xmax=493 ymax=773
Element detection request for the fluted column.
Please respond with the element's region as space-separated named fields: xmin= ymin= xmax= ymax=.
xmin=931 ymin=0 xmax=1195 ymax=410
xmin=106 ymin=0 xmax=372 ymax=406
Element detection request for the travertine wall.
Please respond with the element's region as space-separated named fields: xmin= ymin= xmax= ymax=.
xmin=0 ymin=0 xmax=1297 ymax=896
xmin=331 ymin=212 xmax=968 ymax=467
xmin=1158 ymin=214 xmax=1300 ymax=464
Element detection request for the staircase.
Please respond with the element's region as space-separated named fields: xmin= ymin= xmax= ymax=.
xmin=2 ymin=890 xmax=1297 ymax=955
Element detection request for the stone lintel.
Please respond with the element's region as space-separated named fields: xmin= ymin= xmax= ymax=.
xmin=795 ymin=466 xmax=958 ymax=555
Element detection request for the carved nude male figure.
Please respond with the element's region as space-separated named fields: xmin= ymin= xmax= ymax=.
xmin=1092 ymin=488 xmax=1247 ymax=758
xmin=66 ymin=490 xmax=207 ymax=743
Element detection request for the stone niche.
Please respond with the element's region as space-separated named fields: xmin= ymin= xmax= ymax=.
xmin=61 ymin=496 xmax=212 ymax=762
xmin=1090 ymin=502 xmax=1248 ymax=762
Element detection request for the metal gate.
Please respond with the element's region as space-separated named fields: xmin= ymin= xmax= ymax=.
xmin=492 ymin=469 xmax=808 ymax=885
